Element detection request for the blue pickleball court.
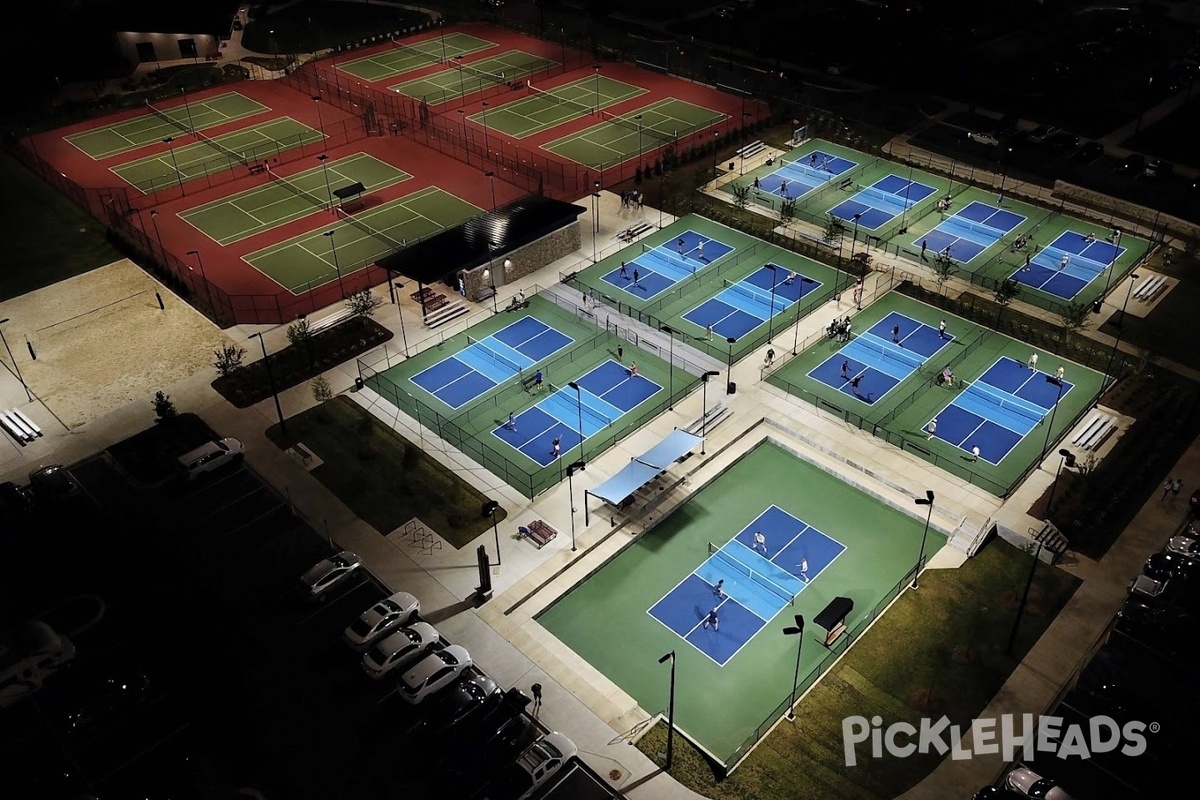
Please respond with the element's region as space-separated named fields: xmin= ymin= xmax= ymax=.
xmin=829 ymin=174 xmax=937 ymax=230
xmin=755 ymin=150 xmax=857 ymax=201
xmin=491 ymin=359 xmax=662 ymax=466
xmin=807 ymin=311 xmax=955 ymax=405
xmin=600 ymin=229 xmax=734 ymax=300
xmin=410 ymin=316 xmax=574 ymax=409
xmin=681 ymin=264 xmax=822 ymax=340
xmin=1010 ymin=230 xmax=1127 ymax=300
xmin=914 ymin=201 xmax=1027 ymax=264
xmin=647 ymin=505 xmax=847 ymax=666
xmin=929 ymin=356 xmax=1074 ymax=464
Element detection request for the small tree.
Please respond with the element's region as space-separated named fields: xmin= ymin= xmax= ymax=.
xmin=932 ymin=255 xmax=956 ymax=294
xmin=992 ymin=278 xmax=1021 ymax=326
xmin=286 ymin=318 xmax=312 ymax=348
xmin=152 ymin=390 xmax=176 ymax=423
xmin=653 ymin=158 xmax=662 ymax=177
xmin=731 ymin=183 xmax=751 ymax=211
xmin=634 ymin=166 xmax=643 ymax=184
xmin=311 ymin=375 xmax=333 ymax=421
xmin=779 ymin=198 xmax=796 ymax=225
xmin=213 ymin=344 xmax=247 ymax=378
xmin=357 ymin=413 xmax=375 ymax=460
xmin=346 ymin=289 xmax=383 ymax=319
xmin=1057 ymin=301 xmax=1092 ymax=344
xmin=823 ymin=216 xmax=844 ymax=247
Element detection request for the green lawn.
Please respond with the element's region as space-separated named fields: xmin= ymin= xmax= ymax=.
xmin=0 ymin=151 xmax=122 ymax=302
xmin=266 ymin=396 xmax=505 ymax=545
xmin=635 ymin=537 xmax=1080 ymax=798
xmin=539 ymin=440 xmax=948 ymax=766
xmin=766 ymin=292 xmax=1106 ymax=496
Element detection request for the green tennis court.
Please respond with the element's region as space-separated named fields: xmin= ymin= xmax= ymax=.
xmin=362 ymin=294 xmax=693 ymax=498
xmin=178 ymin=153 xmax=412 ymax=246
xmin=243 ymin=186 xmax=482 ymax=292
xmin=390 ymin=50 xmax=558 ymax=104
xmin=537 ymin=439 xmax=943 ymax=766
xmin=110 ymin=118 xmax=324 ymax=193
xmin=472 ymin=75 xmax=646 ymax=139
xmin=65 ymin=92 xmax=269 ymax=159
xmin=541 ymin=97 xmax=728 ymax=167
xmin=766 ymin=292 xmax=1105 ymax=495
xmin=335 ymin=32 xmax=495 ymax=82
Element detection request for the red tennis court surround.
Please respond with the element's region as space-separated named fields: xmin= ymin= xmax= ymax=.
xmin=15 ymin=23 xmax=769 ymax=327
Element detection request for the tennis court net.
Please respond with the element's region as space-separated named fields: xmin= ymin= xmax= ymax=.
xmin=548 ymin=383 xmax=614 ymax=429
xmin=527 ymin=82 xmax=598 ymax=119
xmin=390 ymin=36 xmax=442 ymax=66
xmin=964 ymin=381 xmax=1047 ymax=425
xmin=723 ymin=279 xmax=783 ymax=314
xmin=1040 ymin=244 xmax=1109 ymax=274
xmin=454 ymin=60 xmax=510 ymax=90
xmin=467 ymin=335 xmax=526 ymax=376
xmin=641 ymin=244 xmax=695 ymax=276
xmin=192 ymin=126 xmax=250 ymax=167
xmin=943 ymin=215 xmax=1003 ymax=242
xmin=334 ymin=207 xmax=406 ymax=253
xmin=145 ymin=100 xmax=191 ymax=136
xmin=858 ymin=184 xmax=913 ymax=211
xmin=708 ymin=543 xmax=795 ymax=606
xmin=267 ymin=165 xmax=329 ymax=214
xmin=597 ymin=108 xmax=674 ymax=145
xmin=854 ymin=333 xmax=925 ymax=371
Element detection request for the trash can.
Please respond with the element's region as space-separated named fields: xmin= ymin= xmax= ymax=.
xmin=727 ymin=381 xmax=737 ymax=395
xmin=355 ymin=376 xmax=365 ymax=391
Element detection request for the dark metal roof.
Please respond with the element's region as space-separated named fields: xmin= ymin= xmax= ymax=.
xmin=380 ymin=194 xmax=586 ymax=285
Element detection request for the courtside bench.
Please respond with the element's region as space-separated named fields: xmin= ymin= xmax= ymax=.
xmin=0 ymin=408 xmax=41 ymax=445
xmin=1133 ymin=274 xmax=1167 ymax=302
xmin=736 ymin=140 xmax=766 ymax=161
xmin=618 ymin=222 xmax=653 ymax=243
xmin=307 ymin=308 xmax=353 ymax=336
xmin=520 ymin=520 xmax=558 ymax=548
xmin=1072 ymin=411 xmax=1117 ymax=451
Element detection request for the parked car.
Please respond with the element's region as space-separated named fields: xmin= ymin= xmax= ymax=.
xmin=177 ymin=438 xmax=244 ymax=480
xmin=0 ymin=481 xmax=33 ymax=517
xmin=28 ymin=465 xmax=80 ymax=501
xmin=300 ymin=551 xmax=362 ymax=600
xmin=453 ymin=687 xmax=532 ymax=749
xmin=973 ymin=788 xmax=1025 ymax=800
xmin=1005 ymin=766 xmax=1076 ymax=799
xmin=1166 ymin=531 xmax=1198 ymax=557
xmin=1143 ymin=551 xmax=1200 ymax=582
xmin=1144 ymin=159 xmax=1173 ymax=179
xmin=361 ymin=622 xmax=439 ymax=680
xmin=421 ymin=671 xmax=502 ymax=736
xmin=481 ymin=732 xmax=577 ymax=800
xmin=1117 ymin=153 xmax=1146 ymax=173
xmin=1045 ymin=130 xmax=1080 ymax=151
xmin=477 ymin=714 xmax=541 ymax=773
xmin=1028 ymin=125 xmax=1062 ymax=144
xmin=1072 ymin=141 xmax=1104 ymax=162
xmin=968 ymin=131 xmax=1000 ymax=146
xmin=398 ymin=645 xmax=471 ymax=704
xmin=343 ymin=591 xmax=420 ymax=652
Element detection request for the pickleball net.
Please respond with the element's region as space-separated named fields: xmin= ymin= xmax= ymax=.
xmin=708 ymin=543 xmax=795 ymax=606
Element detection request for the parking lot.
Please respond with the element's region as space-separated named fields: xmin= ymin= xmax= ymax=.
xmin=1 ymin=448 xmax=614 ymax=799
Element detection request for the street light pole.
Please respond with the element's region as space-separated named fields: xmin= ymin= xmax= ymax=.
xmin=317 ymin=153 xmax=334 ymax=211
xmin=148 ymin=209 xmax=165 ymax=259
xmin=0 ymin=319 xmax=32 ymax=401
xmin=1040 ymin=375 xmax=1067 ymax=461
xmin=480 ymin=101 xmax=491 ymax=153
xmin=912 ymin=490 xmax=935 ymax=589
xmin=311 ymin=95 xmax=327 ymax=149
xmin=843 ymin=213 xmax=861 ymax=301
xmin=726 ymin=336 xmax=737 ymax=394
xmin=659 ymin=325 xmax=675 ymax=409
xmin=485 ymin=171 xmax=497 ymax=211
xmin=766 ymin=264 xmax=780 ymax=342
xmin=1103 ymin=273 xmax=1139 ymax=383
xmin=1045 ymin=449 xmax=1075 ymax=514
xmin=783 ymin=615 xmax=805 ymax=721
xmin=593 ymin=65 xmax=601 ymax=112
xmin=250 ymin=332 xmax=286 ymax=433
xmin=1006 ymin=540 xmax=1044 ymax=656
xmin=483 ymin=499 xmax=502 ymax=567
xmin=162 ymin=136 xmax=185 ymax=194
xmin=568 ymin=381 xmax=586 ymax=464
xmin=792 ymin=277 xmax=817 ymax=355
xmin=186 ymin=250 xmax=217 ymax=316
xmin=636 ymin=114 xmax=643 ymax=169
xmin=486 ymin=243 xmax=500 ymax=313
xmin=657 ymin=651 xmax=676 ymax=770
xmin=700 ymin=371 xmax=719 ymax=454
xmin=178 ymin=87 xmax=196 ymax=133
xmin=566 ymin=460 xmax=586 ymax=552
xmin=323 ymin=230 xmax=346 ymax=299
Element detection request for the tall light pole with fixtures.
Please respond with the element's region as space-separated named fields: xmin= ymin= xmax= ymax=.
xmin=1103 ymin=273 xmax=1139 ymax=383
xmin=783 ymin=615 xmax=805 ymax=721
xmin=765 ymin=264 xmax=781 ymax=342
xmin=480 ymin=101 xmax=491 ymax=153
xmin=912 ymin=491 xmax=935 ymax=589
xmin=0 ymin=318 xmax=32 ymax=401
xmin=593 ymin=65 xmax=602 ymax=112
xmin=311 ymin=95 xmax=327 ymax=149
xmin=485 ymin=243 xmax=500 ymax=313
xmin=700 ymin=371 xmax=720 ymax=454
xmin=568 ymin=381 xmax=586 ymax=464
xmin=792 ymin=277 xmax=817 ymax=356
xmin=323 ymin=230 xmax=346 ymax=299
xmin=317 ymin=154 xmax=334 ymax=210
xmin=162 ymin=136 xmax=185 ymax=194
xmin=185 ymin=250 xmax=217 ymax=315
xmin=566 ymin=460 xmax=586 ymax=552
xmin=659 ymin=325 xmax=676 ymax=408
xmin=1040 ymin=374 xmax=1067 ymax=461
xmin=636 ymin=114 xmax=644 ymax=169
xmin=485 ymin=171 xmax=497 ymax=211
xmin=483 ymin=499 xmax=502 ymax=567
xmin=148 ymin=209 xmax=165 ymax=259
xmin=1045 ymin=449 xmax=1075 ymax=514
xmin=726 ymin=336 xmax=737 ymax=394
xmin=250 ymin=332 xmax=286 ymax=433
xmin=843 ymin=212 xmax=862 ymax=301
xmin=657 ymin=651 xmax=676 ymax=770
